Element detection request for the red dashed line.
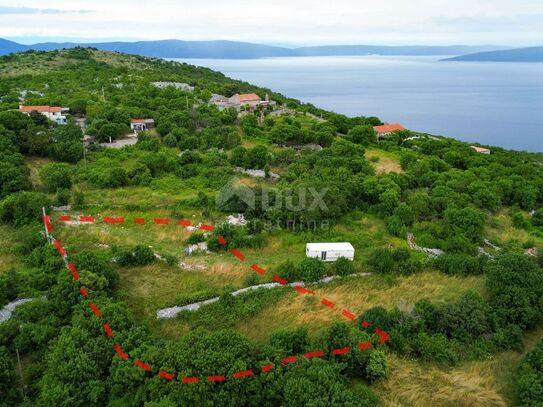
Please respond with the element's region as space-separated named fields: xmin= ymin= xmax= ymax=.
xmin=135 ymin=359 xmax=152 ymax=371
xmin=59 ymin=215 xmax=71 ymax=221
xmin=208 ymin=375 xmax=226 ymax=382
xmin=53 ymin=239 xmax=65 ymax=256
xmin=272 ymin=275 xmax=288 ymax=285
xmin=261 ymin=363 xmax=274 ymax=373
xmin=282 ymin=355 xmax=297 ymax=364
xmin=104 ymin=217 xmax=124 ymax=223
xmin=68 ymin=263 xmax=79 ymax=281
xmin=321 ymin=298 xmax=335 ymax=308
xmin=178 ymin=219 xmax=191 ymax=227
xmin=46 ymin=214 xmax=393 ymax=385
xmin=43 ymin=216 xmax=53 ymax=232
xmin=358 ymin=342 xmax=373 ymax=350
xmin=153 ymin=218 xmax=169 ymax=225
xmin=231 ymin=249 xmax=245 ymax=261
xmin=114 ymin=344 xmax=128 ymax=360
xmin=341 ymin=309 xmax=356 ymax=321
xmin=218 ymin=235 xmax=227 ymax=246
xmin=251 ymin=264 xmax=266 ymax=275
xmin=159 ymin=370 xmax=175 ymax=380
xmin=293 ymin=286 xmax=315 ymax=295
xmin=233 ymin=369 xmax=254 ymax=379
xmin=199 ymin=224 xmax=214 ymax=231
xmin=304 ymin=350 xmax=325 ymax=359
xmin=331 ymin=347 xmax=350 ymax=355
xmin=103 ymin=323 xmax=113 ymax=337
xmin=89 ymin=303 xmax=102 ymax=317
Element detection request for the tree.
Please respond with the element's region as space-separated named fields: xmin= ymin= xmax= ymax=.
xmin=347 ymin=125 xmax=377 ymax=146
xmin=0 ymin=191 xmax=50 ymax=226
xmin=40 ymin=162 xmax=72 ymax=192
xmin=486 ymin=254 xmax=543 ymax=330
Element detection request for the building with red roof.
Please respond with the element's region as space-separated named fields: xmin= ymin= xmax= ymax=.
xmin=373 ymin=123 xmax=405 ymax=137
xmin=18 ymin=105 xmax=68 ymax=124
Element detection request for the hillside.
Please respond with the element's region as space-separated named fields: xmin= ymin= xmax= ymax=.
xmin=1 ymin=48 xmax=543 ymax=406
xmin=443 ymin=46 xmax=543 ymax=62
xmin=0 ymin=38 xmax=507 ymax=58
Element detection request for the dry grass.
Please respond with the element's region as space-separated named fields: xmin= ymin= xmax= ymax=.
xmin=237 ymin=271 xmax=484 ymax=343
xmin=365 ymin=147 xmax=403 ymax=174
xmin=375 ymin=326 xmax=543 ymax=407
xmin=375 ymin=354 xmax=509 ymax=407
xmin=25 ymin=156 xmax=55 ymax=188
xmin=485 ymin=209 xmax=543 ymax=248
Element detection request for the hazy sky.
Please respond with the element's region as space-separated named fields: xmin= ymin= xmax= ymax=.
xmin=1 ymin=0 xmax=542 ymax=46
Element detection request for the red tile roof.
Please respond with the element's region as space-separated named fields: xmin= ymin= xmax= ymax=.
xmin=131 ymin=119 xmax=146 ymax=123
xmin=373 ymin=123 xmax=405 ymax=134
xmin=19 ymin=105 xmax=62 ymax=113
xmin=238 ymin=93 xmax=261 ymax=102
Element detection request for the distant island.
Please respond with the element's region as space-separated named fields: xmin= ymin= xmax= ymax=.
xmin=443 ymin=46 xmax=543 ymax=62
xmin=0 ymin=37 xmax=508 ymax=59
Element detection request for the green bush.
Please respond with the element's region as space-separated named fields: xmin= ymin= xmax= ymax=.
xmin=298 ymin=257 xmax=326 ymax=282
xmin=0 ymin=191 xmax=50 ymax=226
xmin=333 ymin=256 xmax=355 ymax=276
xmin=365 ymin=350 xmax=388 ymax=382
xmin=117 ymin=245 xmax=155 ymax=267
xmin=39 ymin=162 xmax=72 ymax=192
xmin=55 ymin=188 xmax=71 ymax=206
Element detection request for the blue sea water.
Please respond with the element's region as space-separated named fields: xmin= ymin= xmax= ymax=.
xmin=175 ymin=56 xmax=543 ymax=152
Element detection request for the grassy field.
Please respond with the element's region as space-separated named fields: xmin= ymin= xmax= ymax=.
xmin=365 ymin=147 xmax=403 ymax=174
xmin=374 ymin=326 xmax=543 ymax=407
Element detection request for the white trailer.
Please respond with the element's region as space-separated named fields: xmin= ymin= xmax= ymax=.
xmin=305 ymin=242 xmax=355 ymax=262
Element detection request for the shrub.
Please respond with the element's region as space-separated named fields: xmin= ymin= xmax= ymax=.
xmin=55 ymin=188 xmax=70 ymax=206
xmin=365 ymin=350 xmax=388 ymax=382
xmin=0 ymin=191 xmax=50 ymax=226
xmin=163 ymin=133 xmax=178 ymax=147
xmin=434 ymin=253 xmax=484 ymax=276
xmin=73 ymin=191 xmax=85 ymax=207
xmin=413 ymin=333 xmax=459 ymax=364
xmin=276 ymin=260 xmax=300 ymax=282
xmin=117 ymin=245 xmax=155 ymax=267
xmin=333 ymin=256 xmax=355 ymax=276
xmin=298 ymin=257 xmax=326 ymax=282
xmin=186 ymin=233 xmax=205 ymax=246
xmin=367 ymin=248 xmax=396 ymax=273
xmin=39 ymin=163 xmax=72 ymax=192
xmin=516 ymin=337 xmax=543 ymax=406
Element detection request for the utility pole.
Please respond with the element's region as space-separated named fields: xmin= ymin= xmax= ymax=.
xmin=16 ymin=347 xmax=25 ymax=398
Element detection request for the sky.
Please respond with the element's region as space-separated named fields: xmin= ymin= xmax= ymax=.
xmin=0 ymin=0 xmax=542 ymax=46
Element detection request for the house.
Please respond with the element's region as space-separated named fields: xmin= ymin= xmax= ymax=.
xmin=130 ymin=118 xmax=155 ymax=133
xmin=209 ymin=94 xmax=230 ymax=111
xmin=373 ymin=123 xmax=405 ymax=138
xmin=18 ymin=105 xmax=68 ymax=125
xmin=210 ymin=92 xmax=275 ymax=112
xmin=229 ymin=93 xmax=261 ymax=109
xmin=306 ymin=242 xmax=355 ymax=262
xmin=471 ymin=145 xmax=491 ymax=154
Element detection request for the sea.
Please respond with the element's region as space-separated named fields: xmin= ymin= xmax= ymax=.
xmin=174 ymin=56 xmax=543 ymax=152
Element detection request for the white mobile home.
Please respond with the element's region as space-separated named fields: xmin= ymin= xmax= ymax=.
xmin=306 ymin=242 xmax=355 ymax=262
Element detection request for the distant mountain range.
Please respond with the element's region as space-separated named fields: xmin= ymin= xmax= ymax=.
xmin=0 ymin=38 xmax=512 ymax=59
xmin=443 ymin=46 xmax=543 ymax=62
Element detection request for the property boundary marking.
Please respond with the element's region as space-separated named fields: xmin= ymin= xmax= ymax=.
xmin=42 ymin=213 xmax=391 ymax=383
